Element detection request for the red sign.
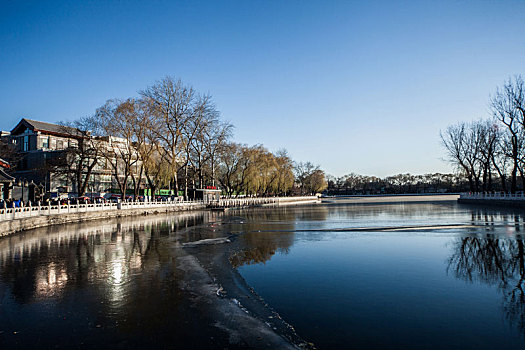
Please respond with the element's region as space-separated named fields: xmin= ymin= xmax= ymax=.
xmin=0 ymin=159 xmax=10 ymax=169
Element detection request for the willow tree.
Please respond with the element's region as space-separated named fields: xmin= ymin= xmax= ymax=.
xmin=217 ymin=143 xmax=253 ymax=197
xmin=243 ymin=145 xmax=274 ymax=196
xmin=271 ymin=150 xmax=295 ymax=195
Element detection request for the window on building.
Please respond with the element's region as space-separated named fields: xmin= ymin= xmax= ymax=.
xmin=57 ymin=140 xmax=63 ymax=149
xmin=23 ymin=136 xmax=29 ymax=151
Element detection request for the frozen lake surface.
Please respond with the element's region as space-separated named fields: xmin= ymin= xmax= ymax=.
xmin=1 ymin=201 xmax=525 ymax=349
xmin=233 ymin=202 xmax=525 ymax=349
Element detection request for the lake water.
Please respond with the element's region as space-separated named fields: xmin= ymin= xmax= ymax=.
xmin=0 ymin=212 xmax=234 ymax=348
xmin=1 ymin=201 xmax=525 ymax=349
xmin=231 ymin=202 xmax=525 ymax=349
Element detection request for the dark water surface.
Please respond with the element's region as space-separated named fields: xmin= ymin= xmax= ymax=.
xmin=1 ymin=202 xmax=525 ymax=349
xmin=231 ymin=202 xmax=525 ymax=349
xmin=0 ymin=212 xmax=237 ymax=349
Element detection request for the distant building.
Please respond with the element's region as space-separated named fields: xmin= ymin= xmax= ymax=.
xmin=187 ymin=187 xmax=221 ymax=203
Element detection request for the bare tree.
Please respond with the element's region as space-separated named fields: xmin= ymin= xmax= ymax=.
xmin=97 ymin=99 xmax=141 ymax=199
xmin=133 ymin=99 xmax=170 ymax=199
xmin=472 ymin=119 xmax=501 ymax=192
xmin=190 ymin=111 xmax=232 ymax=190
xmin=203 ymin=120 xmax=233 ymax=187
xmin=181 ymin=94 xmax=212 ymax=198
xmin=48 ymin=117 xmax=103 ymax=196
xmin=294 ymin=161 xmax=318 ymax=195
xmin=441 ymin=122 xmax=481 ymax=191
xmin=140 ymin=77 xmax=195 ymax=197
xmin=0 ymin=137 xmax=22 ymax=171
xmin=491 ymin=76 xmax=525 ymax=193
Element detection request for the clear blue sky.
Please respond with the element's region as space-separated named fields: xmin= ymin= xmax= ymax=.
xmin=1 ymin=0 xmax=524 ymax=177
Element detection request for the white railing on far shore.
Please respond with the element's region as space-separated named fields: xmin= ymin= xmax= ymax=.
xmin=209 ymin=196 xmax=317 ymax=208
xmin=460 ymin=192 xmax=525 ymax=201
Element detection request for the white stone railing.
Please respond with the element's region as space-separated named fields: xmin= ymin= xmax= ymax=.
xmin=460 ymin=192 xmax=525 ymax=200
xmin=0 ymin=200 xmax=204 ymax=222
xmin=0 ymin=196 xmax=319 ymax=222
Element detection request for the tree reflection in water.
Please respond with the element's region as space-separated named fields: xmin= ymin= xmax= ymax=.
xmin=448 ymin=211 xmax=525 ymax=334
xmin=229 ymin=206 xmax=328 ymax=268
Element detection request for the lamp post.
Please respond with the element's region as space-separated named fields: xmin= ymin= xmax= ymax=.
xmin=16 ymin=179 xmax=26 ymax=205
xmin=17 ymin=179 xmax=21 ymax=203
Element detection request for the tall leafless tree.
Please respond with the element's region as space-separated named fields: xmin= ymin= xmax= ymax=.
xmin=51 ymin=116 xmax=103 ymax=196
xmin=140 ymin=77 xmax=195 ymax=197
xmin=491 ymin=76 xmax=525 ymax=193
xmin=97 ymin=99 xmax=140 ymax=199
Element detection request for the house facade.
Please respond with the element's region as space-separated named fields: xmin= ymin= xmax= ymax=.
xmin=1 ymin=118 xmax=146 ymax=195
xmin=1 ymin=119 xmax=76 ymax=192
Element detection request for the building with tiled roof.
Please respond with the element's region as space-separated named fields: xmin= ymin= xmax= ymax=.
xmin=2 ymin=118 xmax=144 ymax=196
xmin=10 ymin=118 xmax=81 ymax=138
xmin=2 ymin=118 xmax=85 ymax=193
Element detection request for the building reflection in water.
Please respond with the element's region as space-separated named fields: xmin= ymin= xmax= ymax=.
xmin=35 ymin=262 xmax=69 ymax=298
xmin=449 ymin=210 xmax=525 ymax=334
xmin=0 ymin=211 xmax=248 ymax=348
xmin=0 ymin=212 xmax=208 ymax=307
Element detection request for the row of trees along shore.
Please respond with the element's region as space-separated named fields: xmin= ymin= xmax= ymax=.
xmin=326 ymin=172 xmax=469 ymax=195
xmin=441 ymin=75 xmax=525 ymax=193
xmin=42 ymin=76 xmax=327 ymax=198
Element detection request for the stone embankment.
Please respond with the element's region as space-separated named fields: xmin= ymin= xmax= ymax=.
xmin=0 ymin=196 xmax=319 ymax=237
xmin=0 ymin=202 xmax=206 ymax=237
